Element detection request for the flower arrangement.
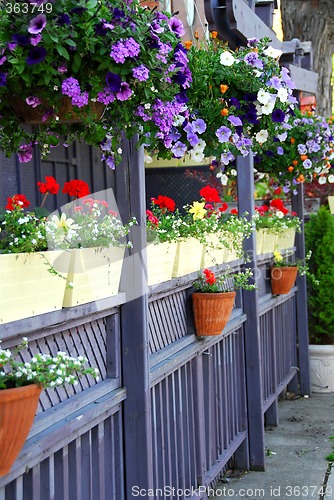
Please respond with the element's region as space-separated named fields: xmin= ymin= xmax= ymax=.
xmin=193 ymin=267 xmax=256 ymax=293
xmin=146 ymin=187 xmax=253 ymax=257
xmin=253 ymin=109 xmax=334 ymax=193
xmin=46 ymin=196 xmax=137 ymax=249
xmin=0 ymin=0 xmax=190 ymax=168
xmin=1 ymin=176 xmax=135 ymax=253
xmin=0 ymin=194 xmax=47 ymax=253
xmin=0 ymin=337 xmax=99 ymax=390
xmin=254 ymin=198 xmax=301 ymax=234
xmin=149 ymin=36 xmax=296 ymax=168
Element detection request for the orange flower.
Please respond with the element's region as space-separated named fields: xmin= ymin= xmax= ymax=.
xmin=288 ymin=166 xmax=294 ymax=172
xmin=296 ymin=174 xmax=305 ymax=183
xmin=220 ymin=84 xmax=229 ymax=94
xmin=211 ymin=31 xmax=218 ymax=39
xmin=300 ymin=154 xmax=308 ymax=161
xmin=194 ymin=30 xmax=199 ymax=39
xmin=292 ymin=159 xmax=298 ymax=166
xmin=184 ymin=40 xmax=192 ymax=50
xmin=220 ymin=108 xmax=229 ymax=116
xmin=290 ymin=138 xmax=295 ymax=144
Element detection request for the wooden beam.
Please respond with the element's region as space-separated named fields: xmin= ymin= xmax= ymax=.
xmin=285 ymin=64 xmax=318 ymax=94
xmin=226 ymin=0 xmax=281 ymax=48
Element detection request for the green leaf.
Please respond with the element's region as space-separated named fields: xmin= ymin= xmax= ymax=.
xmin=56 ymin=45 xmax=70 ymax=61
xmin=34 ymin=207 xmax=50 ymax=219
xmin=72 ymin=53 xmax=81 ymax=73
xmin=65 ymin=39 xmax=77 ymax=47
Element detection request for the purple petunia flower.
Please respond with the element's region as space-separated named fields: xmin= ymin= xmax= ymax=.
xmin=106 ymin=72 xmax=122 ymax=92
xmin=221 ymin=151 xmax=235 ymax=165
xmin=101 ymin=154 xmax=116 ymax=169
xmin=215 ymin=126 xmax=232 ymax=143
xmin=116 ymin=82 xmax=132 ymax=101
xmin=168 ymin=17 xmax=185 ymax=37
xmin=26 ymin=47 xmax=47 ymax=65
xmin=228 ymin=115 xmax=242 ymax=127
xmin=171 ymin=141 xmax=187 ymax=158
xmin=175 ymin=91 xmax=189 ymax=104
xmin=247 ymin=37 xmax=259 ymax=47
xmin=244 ymin=52 xmax=263 ymax=69
xmin=297 ymin=144 xmax=307 ymax=155
xmin=229 ymin=97 xmax=240 ymax=109
xmin=26 ymin=96 xmax=41 ymax=108
xmin=267 ymin=76 xmax=282 ymax=90
xmin=245 ymin=109 xmax=259 ymax=125
xmin=58 ymin=64 xmax=67 ymax=74
xmin=12 ymin=34 xmax=30 ymax=47
xmin=30 ymin=34 xmax=42 ymax=46
xmin=303 ymin=159 xmax=312 ymax=169
xmin=0 ymin=73 xmax=7 ymax=87
xmin=192 ymin=119 xmax=207 ymax=134
xmin=57 ymin=14 xmax=71 ymax=26
xmin=271 ymin=108 xmax=285 ymax=123
xmin=18 ymin=144 xmax=33 ymax=163
xmin=28 ymin=14 xmax=47 ymax=34
xmin=187 ymin=131 xmax=199 ymax=147
xmin=277 ymin=146 xmax=284 ymax=155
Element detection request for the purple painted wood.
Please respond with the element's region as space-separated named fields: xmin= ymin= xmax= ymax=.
xmin=292 ymin=185 xmax=311 ymax=396
xmin=115 ymin=137 xmax=154 ymax=495
xmin=237 ymin=154 xmax=265 ymax=471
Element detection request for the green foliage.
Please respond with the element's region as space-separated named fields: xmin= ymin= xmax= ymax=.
xmin=305 ymin=206 xmax=334 ymax=344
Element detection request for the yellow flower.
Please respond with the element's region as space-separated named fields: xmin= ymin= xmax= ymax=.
xmin=189 ymin=201 xmax=207 ymax=220
xmin=274 ymin=250 xmax=283 ymax=263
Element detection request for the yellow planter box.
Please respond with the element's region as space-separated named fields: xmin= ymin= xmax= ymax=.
xmin=0 ymin=250 xmax=70 ymax=324
xmin=172 ymin=238 xmax=203 ymax=277
xmin=276 ymin=228 xmax=296 ymax=251
xmin=261 ymin=230 xmax=277 ymax=254
xmin=201 ymin=234 xmax=227 ymax=268
xmin=147 ymin=242 xmax=177 ymax=286
xmin=63 ymin=246 xmax=124 ymax=307
xmin=256 ymin=229 xmax=264 ymax=255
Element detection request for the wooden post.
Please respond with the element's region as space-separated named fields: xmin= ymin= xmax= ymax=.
xmin=236 ymin=153 xmax=265 ymax=471
xmin=115 ymin=137 xmax=154 ymax=495
xmin=291 ymin=184 xmax=311 ymax=395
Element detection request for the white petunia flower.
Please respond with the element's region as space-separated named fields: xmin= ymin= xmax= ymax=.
xmin=277 ymin=87 xmax=288 ymax=103
xmin=328 ymin=174 xmax=334 ymax=183
xmin=220 ymin=51 xmax=236 ymax=66
xmin=255 ymin=130 xmax=269 ymax=143
xmin=263 ymin=46 xmax=282 ymax=59
xmin=318 ymin=176 xmax=327 ymax=185
xmin=257 ymin=89 xmax=271 ymax=105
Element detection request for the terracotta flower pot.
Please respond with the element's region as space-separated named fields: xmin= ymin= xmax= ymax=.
xmin=271 ymin=266 xmax=298 ymax=295
xmin=192 ymin=291 xmax=236 ymax=336
xmin=0 ymin=384 xmax=42 ymax=476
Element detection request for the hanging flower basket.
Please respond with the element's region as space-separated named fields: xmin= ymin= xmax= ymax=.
xmin=192 ymin=291 xmax=236 ymax=336
xmin=0 ymin=384 xmax=42 ymax=476
xmin=8 ymin=94 xmax=105 ymax=125
xmin=271 ymin=266 xmax=298 ymax=295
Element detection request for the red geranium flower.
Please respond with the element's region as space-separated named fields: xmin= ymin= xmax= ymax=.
xmin=230 ymin=208 xmax=238 ymax=215
xmin=219 ymin=202 xmax=228 ymax=212
xmin=270 ymin=198 xmax=289 ymax=214
xmin=199 ymin=185 xmax=221 ymax=203
xmin=6 ymin=194 xmax=30 ymax=210
xmin=37 ymin=176 xmax=60 ymax=195
xmin=151 ymin=195 xmax=176 ymax=212
xmin=203 ymin=268 xmax=216 ymax=285
xmin=62 ymin=179 xmax=90 ymax=198
xmin=146 ymin=209 xmax=159 ymax=226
